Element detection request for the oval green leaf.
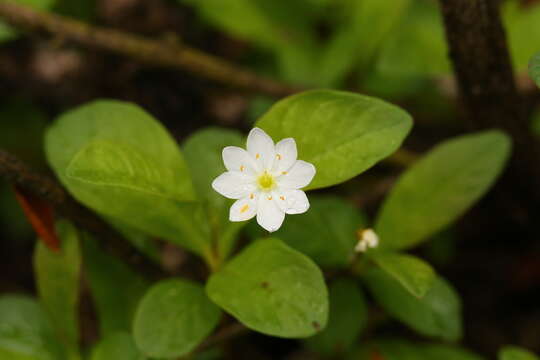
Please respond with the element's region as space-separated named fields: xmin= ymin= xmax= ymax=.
xmin=370 ymin=252 xmax=435 ymax=298
xmin=133 ymin=279 xmax=221 ymax=358
xmin=34 ymin=220 xmax=81 ymax=355
xmin=182 ymin=127 xmax=245 ymax=259
xmin=206 ymin=238 xmax=328 ymax=338
xmin=376 ymin=130 xmax=511 ymax=250
xmin=83 ymin=236 xmax=149 ymax=337
xmin=305 ymin=279 xmax=367 ymax=356
xmin=364 ymin=269 xmax=462 ymax=341
xmin=376 ymin=0 xmax=450 ymax=77
xmin=500 ymin=346 xmax=539 ymax=360
xmin=350 ymin=340 xmax=485 ymax=360
xmin=247 ymin=195 xmax=367 ymax=268
xmin=0 ymin=295 xmax=64 ymax=360
xmin=91 ymin=332 xmax=146 ymax=360
xmin=45 ymin=100 xmax=209 ymax=254
xmin=319 ymin=0 xmax=410 ymax=85
xmin=255 ymin=90 xmax=413 ymax=190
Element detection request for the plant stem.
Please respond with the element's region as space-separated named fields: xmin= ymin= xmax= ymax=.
xmin=0 ymin=149 xmax=166 ymax=279
xmin=195 ymin=322 xmax=248 ymax=354
xmin=0 ymin=1 xmax=301 ymax=98
xmin=439 ymin=0 xmax=540 ymax=210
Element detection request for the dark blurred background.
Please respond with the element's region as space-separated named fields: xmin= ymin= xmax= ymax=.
xmin=1 ymin=0 xmax=540 ymax=358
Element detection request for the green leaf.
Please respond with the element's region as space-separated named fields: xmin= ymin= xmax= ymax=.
xmin=364 ymin=269 xmax=462 ymax=341
xmin=133 ymin=279 xmax=221 ymax=358
xmin=499 ymin=346 xmax=539 ymax=360
xmin=34 ymin=220 xmax=81 ymax=355
xmin=376 ymin=0 xmax=450 ymax=77
xmin=91 ymin=332 xmax=146 ymax=360
xmin=370 ymin=252 xmax=435 ymax=298
xmin=82 ymin=237 xmax=148 ymax=337
xmin=350 ymin=340 xmax=485 ymax=360
xmin=0 ymin=295 xmax=64 ymax=360
xmin=318 ymin=0 xmax=410 ymax=86
xmin=504 ymin=1 xmax=540 ymax=71
xmin=45 ymin=100 xmax=210 ymax=254
xmin=256 ymin=90 xmax=412 ymax=190
xmin=206 ymin=238 xmax=328 ymax=338
xmin=529 ymin=51 xmax=540 ymax=89
xmin=375 ymin=0 xmax=540 ymax=76
xmin=247 ymin=195 xmax=367 ymax=267
xmin=0 ymin=0 xmax=56 ymax=43
xmin=182 ymin=127 xmax=245 ymax=259
xmin=305 ymin=279 xmax=367 ymax=356
xmin=179 ymin=0 xmax=316 ymax=50
xmin=105 ymin=218 xmax=160 ymax=263
xmin=179 ymin=0 xmax=321 ymax=85
xmin=376 ymin=130 xmax=511 ymax=250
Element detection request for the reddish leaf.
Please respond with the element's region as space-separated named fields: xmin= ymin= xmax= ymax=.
xmin=13 ymin=185 xmax=59 ymax=251
xmin=370 ymin=350 xmax=385 ymax=360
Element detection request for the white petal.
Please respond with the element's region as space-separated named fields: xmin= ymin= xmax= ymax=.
xmin=222 ymin=146 xmax=256 ymax=175
xmin=256 ymin=194 xmax=285 ymax=232
xmin=229 ymin=193 xmax=259 ymax=222
xmin=277 ymin=160 xmax=316 ymax=189
xmin=212 ymin=172 xmax=256 ymax=199
xmin=273 ymin=189 xmax=310 ymax=214
xmin=247 ymin=127 xmax=275 ymax=170
xmin=272 ymin=138 xmax=297 ymax=174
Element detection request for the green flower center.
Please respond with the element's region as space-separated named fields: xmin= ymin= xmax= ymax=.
xmin=257 ymin=171 xmax=276 ymax=191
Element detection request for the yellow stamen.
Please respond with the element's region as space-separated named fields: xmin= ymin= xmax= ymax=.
xmin=280 ymin=196 xmax=285 ymax=200
xmin=257 ymin=171 xmax=276 ymax=191
xmin=240 ymin=165 xmax=245 ymax=172
xmin=276 ymin=154 xmax=282 ymax=160
xmin=249 ymin=193 xmax=254 ymax=199
xmin=240 ymin=204 xmax=249 ymax=213
xmin=267 ymin=196 xmax=273 ymax=200
xmin=281 ymin=171 xmax=287 ymax=175
xmin=256 ymin=153 xmax=260 ymax=159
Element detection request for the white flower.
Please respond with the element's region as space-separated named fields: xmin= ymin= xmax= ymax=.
xmin=212 ymin=127 xmax=316 ymax=232
xmin=355 ymin=229 xmax=379 ymax=253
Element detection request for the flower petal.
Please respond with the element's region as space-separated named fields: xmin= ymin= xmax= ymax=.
xmin=212 ymin=172 xmax=256 ymax=199
xmin=229 ymin=193 xmax=259 ymax=222
xmin=272 ymin=138 xmax=297 ymax=174
xmin=222 ymin=146 xmax=256 ymax=175
xmin=247 ymin=127 xmax=275 ymax=170
xmin=277 ymin=160 xmax=316 ymax=189
xmin=256 ymin=194 xmax=285 ymax=232
xmin=273 ymin=189 xmax=310 ymax=214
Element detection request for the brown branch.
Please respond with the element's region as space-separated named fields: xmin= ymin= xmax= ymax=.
xmin=439 ymin=0 xmax=540 ymax=209
xmin=0 ymin=149 xmax=165 ymax=279
xmin=0 ymin=1 xmax=300 ymax=98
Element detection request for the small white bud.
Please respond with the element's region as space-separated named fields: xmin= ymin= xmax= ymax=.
xmin=355 ymin=228 xmax=379 ymax=253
